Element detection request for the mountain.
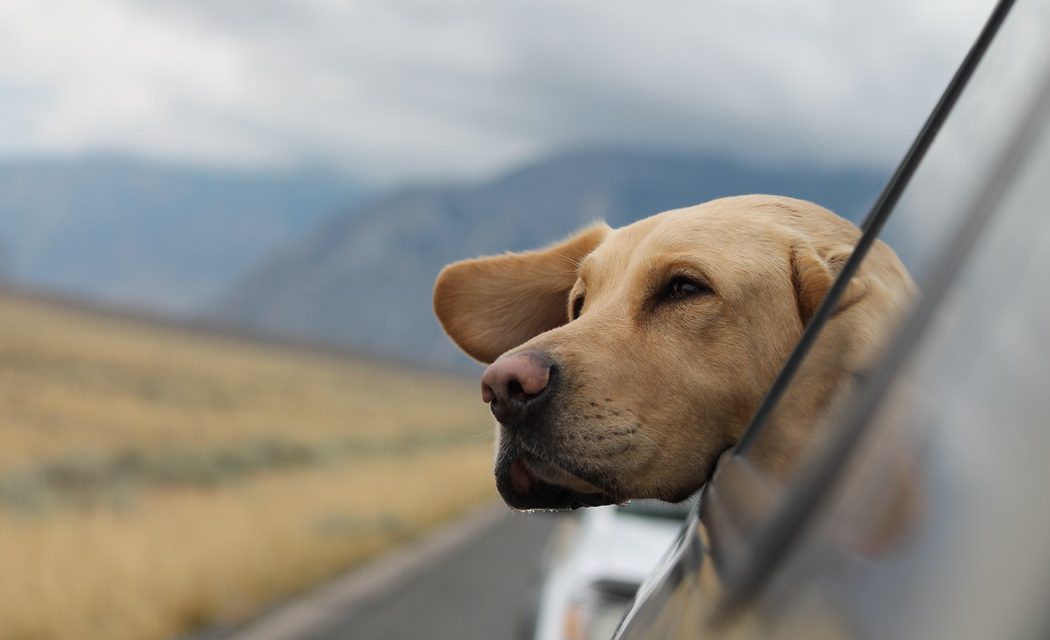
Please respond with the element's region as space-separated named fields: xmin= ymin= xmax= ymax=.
xmin=0 ymin=156 xmax=362 ymax=312
xmin=208 ymin=148 xmax=890 ymax=370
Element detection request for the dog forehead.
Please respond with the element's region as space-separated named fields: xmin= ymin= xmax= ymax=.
xmin=584 ymin=205 xmax=772 ymax=276
xmin=578 ymin=216 xmax=660 ymax=286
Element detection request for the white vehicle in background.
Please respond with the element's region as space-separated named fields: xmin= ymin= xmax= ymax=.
xmin=524 ymin=500 xmax=691 ymax=640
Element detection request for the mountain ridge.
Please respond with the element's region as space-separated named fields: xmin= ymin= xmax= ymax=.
xmin=0 ymin=155 xmax=363 ymax=312
xmin=208 ymin=147 xmax=890 ymax=370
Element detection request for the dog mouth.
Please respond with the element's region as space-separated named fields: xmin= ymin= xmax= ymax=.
xmin=516 ymin=454 xmax=603 ymax=494
xmin=495 ymin=440 xmax=619 ymax=510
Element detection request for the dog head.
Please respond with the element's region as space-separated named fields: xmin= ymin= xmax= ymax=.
xmin=434 ymin=195 xmax=914 ymax=510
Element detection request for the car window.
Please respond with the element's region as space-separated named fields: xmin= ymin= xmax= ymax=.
xmin=731 ymin=0 xmax=1029 ymax=479
xmin=711 ymin=0 xmax=1046 ymax=598
xmin=617 ymin=0 xmax=1050 ymax=636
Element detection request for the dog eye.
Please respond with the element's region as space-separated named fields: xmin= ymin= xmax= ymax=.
xmin=571 ymin=295 xmax=585 ymax=319
xmin=664 ymin=276 xmax=711 ymax=301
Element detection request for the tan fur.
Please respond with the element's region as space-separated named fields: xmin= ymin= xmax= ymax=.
xmin=433 ymin=195 xmax=915 ymax=502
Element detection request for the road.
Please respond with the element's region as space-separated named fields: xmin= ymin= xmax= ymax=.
xmin=221 ymin=503 xmax=559 ymax=640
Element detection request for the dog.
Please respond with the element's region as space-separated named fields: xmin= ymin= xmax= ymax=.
xmin=433 ymin=195 xmax=915 ymax=510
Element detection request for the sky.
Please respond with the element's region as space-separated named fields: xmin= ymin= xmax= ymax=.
xmin=0 ymin=0 xmax=994 ymax=185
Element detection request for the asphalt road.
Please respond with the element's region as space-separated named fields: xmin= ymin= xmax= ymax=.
xmin=303 ymin=509 xmax=557 ymax=640
xmin=221 ymin=504 xmax=559 ymax=640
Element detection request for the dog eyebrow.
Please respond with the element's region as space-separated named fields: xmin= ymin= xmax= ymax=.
xmin=648 ymin=256 xmax=717 ymax=290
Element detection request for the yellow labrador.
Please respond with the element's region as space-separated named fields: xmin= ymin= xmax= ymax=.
xmin=433 ymin=195 xmax=914 ymax=509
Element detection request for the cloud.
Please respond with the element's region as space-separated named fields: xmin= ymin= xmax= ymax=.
xmin=0 ymin=0 xmax=994 ymax=183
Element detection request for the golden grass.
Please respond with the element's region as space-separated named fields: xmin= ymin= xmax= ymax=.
xmin=0 ymin=448 xmax=495 ymax=640
xmin=0 ymin=292 xmax=486 ymax=471
xmin=0 ymin=291 xmax=496 ymax=640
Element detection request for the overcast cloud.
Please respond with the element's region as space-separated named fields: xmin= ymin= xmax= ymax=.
xmin=0 ymin=1 xmax=994 ymax=184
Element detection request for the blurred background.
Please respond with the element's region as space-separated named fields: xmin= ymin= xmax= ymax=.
xmin=0 ymin=1 xmax=991 ymax=639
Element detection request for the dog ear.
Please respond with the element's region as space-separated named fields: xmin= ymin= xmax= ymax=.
xmin=790 ymin=244 xmax=865 ymax=326
xmin=433 ymin=223 xmax=610 ymax=363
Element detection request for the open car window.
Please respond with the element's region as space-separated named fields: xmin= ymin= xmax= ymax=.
xmin=702 ymin=0 xmax=1023 ymax=560
xmin=616 ymin=0 xmax=1050 ymax=636
xmin=731 ymin=0 xmax=1025 ymax=468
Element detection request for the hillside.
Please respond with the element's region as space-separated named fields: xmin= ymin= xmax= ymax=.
xmin=208 ymin=148 xmax=889 ymax=370
xmin=0 ymin=289 xmax=493 ymax=640
xmin=0 ymin=156 xmax=362 ymax=312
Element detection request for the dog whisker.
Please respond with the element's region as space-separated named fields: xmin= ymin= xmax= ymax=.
xmin=550 ymin=251 xmax=585 ymax=271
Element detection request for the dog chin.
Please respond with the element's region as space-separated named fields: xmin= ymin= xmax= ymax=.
xmin=494 ymin=450 xmax=619 ymax=511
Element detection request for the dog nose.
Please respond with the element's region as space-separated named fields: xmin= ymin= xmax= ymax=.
xmin=481 ymin=350 xmax=553 ymax=425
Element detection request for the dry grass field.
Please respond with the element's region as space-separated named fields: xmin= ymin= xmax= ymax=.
xmin=0 ymin=291 xmax=495 ymax=640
